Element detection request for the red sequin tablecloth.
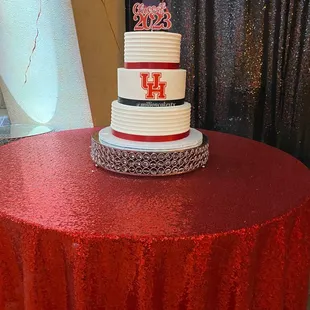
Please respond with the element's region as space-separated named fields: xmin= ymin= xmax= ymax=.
xmin=0 ymin=128 xmax=310 ymax=310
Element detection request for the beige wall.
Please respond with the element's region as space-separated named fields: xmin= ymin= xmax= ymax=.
xmin=71 ymin=0 xmax=125 ymax=127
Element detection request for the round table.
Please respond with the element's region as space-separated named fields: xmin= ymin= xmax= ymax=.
xmin=0 ymin=128 xmax=309 ymax=310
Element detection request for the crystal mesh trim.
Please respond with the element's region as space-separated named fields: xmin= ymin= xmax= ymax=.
xmin=91 ymin=132 xmax=209 ymax=177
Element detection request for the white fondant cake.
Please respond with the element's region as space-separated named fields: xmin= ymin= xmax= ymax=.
xmin=93 ymin=10 xmax=209 ymax=176
xmin=111 ymin=101 xmax=190 ymax=136
xmin=102 ymin=30 xmax=204 ymax=145
xmin=125 ymin=32 xmax=181 ymax=64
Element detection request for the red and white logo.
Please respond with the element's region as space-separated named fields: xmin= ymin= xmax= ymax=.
xmin=133 ymin=2 xmax=172 ymax=31
xmin=140 ymin=72 xmax=167 ymax=100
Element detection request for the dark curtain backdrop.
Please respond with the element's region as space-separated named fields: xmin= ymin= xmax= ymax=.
xmin=126 ymin=0 xmax=310 ymax=167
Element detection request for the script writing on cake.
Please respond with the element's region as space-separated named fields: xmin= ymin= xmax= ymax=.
xmin=133 ymin=2 xmax=172 ymax=31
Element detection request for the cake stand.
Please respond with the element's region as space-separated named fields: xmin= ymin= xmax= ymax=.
xmin=91 ymin=127 xmax=209 ymax=177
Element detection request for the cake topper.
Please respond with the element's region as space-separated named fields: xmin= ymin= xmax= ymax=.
xmin=133 ymin=1 xmax=172 ymax=31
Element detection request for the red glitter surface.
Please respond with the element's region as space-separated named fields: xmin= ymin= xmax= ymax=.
xmin=0 ymin=128 xmax=309 ymax=309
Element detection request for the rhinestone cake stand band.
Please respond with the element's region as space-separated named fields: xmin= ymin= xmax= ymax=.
xmin=91 ymin=132 xmax=209 ymax=177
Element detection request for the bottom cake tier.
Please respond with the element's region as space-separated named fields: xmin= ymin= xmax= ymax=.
xmin=91 ymin=127 xmax=209 ymax=177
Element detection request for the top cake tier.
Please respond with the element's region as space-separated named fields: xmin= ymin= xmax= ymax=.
xmin=124 ymin=31 xmax=182 ymax=67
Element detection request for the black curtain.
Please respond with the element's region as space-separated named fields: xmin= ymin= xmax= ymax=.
xmin=126 ymin=0 xmax=310 ymax=167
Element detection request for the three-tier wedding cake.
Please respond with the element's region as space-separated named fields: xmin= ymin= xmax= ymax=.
xmin=91 ymin=4 xmax=209 ymax=176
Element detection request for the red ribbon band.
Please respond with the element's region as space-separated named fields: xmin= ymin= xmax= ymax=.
xmin=112 ymin=129 xmax=190 ymax=142
xmin=124 ymin=62 xmax=180 ymax=70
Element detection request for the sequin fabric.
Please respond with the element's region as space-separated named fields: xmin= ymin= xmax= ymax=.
xmin=166 ymin=0 xmax=310 ymax=167
xmin=0 ymin=128 xmax=309 ymax=309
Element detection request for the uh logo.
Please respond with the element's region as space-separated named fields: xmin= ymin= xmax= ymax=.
xmin=140 ymin=72 xmax=167 ymax=100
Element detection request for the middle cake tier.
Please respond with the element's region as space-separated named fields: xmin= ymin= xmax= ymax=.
xmin=118 ymin=68 xmax=186 ymax=107
xmin=111 ymin=101 xmax=191 ymax=142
